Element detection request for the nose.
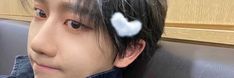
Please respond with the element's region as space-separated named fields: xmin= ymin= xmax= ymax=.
xmin=30 ymin=20 xmax=58 ymax=57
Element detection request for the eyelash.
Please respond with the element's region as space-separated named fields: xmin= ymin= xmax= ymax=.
xmin=33 ymin=8 xmax=91 ymax=31
xmin=34 ymin=8 xmax=47 ymax=19
xmin=64 ymin=19 xmax=85 ymax=30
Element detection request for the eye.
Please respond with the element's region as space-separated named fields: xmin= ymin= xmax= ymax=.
xmin=34 ymin=8 xmax=47 ymax=18
xmin=65 ymin=20 xmax=83 ymax=30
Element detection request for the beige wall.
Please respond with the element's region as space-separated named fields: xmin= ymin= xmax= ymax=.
xmin=0 ymin=0 xmax=32 ymax=21
xmin=0 ymin=0 xmax=234 ymax=46
xmin=164 ymin=0 xmax=234 ymax=46
xmin=167 ymin=0 xmax=234 ymax=25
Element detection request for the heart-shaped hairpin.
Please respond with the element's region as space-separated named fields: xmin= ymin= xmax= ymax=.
xmin=110 ymin=12 xmax=142 ymax=37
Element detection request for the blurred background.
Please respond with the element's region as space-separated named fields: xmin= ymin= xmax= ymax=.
xmin=0 ymin=0 xmax=233 ymax=46
xmin=0 ymin=0 xmax=234 ymax=77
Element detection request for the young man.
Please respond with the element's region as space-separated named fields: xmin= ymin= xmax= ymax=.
xmin=0 ymin=0 xmax=167 ymax=78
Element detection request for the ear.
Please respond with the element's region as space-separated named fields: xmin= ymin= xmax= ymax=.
xmin=114 ymin=39 xmax=146 ymax=68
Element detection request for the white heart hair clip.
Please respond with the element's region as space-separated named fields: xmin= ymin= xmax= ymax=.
xmin=110 ymin=12 xmax=142 ymax=37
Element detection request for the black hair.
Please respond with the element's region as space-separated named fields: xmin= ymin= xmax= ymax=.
xmin=98 ymin=0 xmax=168 ymax=58
xmin=69 ymin=1 xmax=168 ymax=77
xmin=21 ymin=0 xmax=167 ymax=74
xmin=68 ymin=0 xmax=168 ymax=58
xmin=96 ymin=0 xmax=168 ymax=77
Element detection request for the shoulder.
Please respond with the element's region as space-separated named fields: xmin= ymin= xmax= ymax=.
xmin=0 ymin=75 xmax=7 ymax=78
xmin=1 ymin=55 xmax=34 ymax=78
xmin=0 ymin=75 xmax=15 ymax=78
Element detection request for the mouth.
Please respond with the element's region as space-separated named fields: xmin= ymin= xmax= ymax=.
xmin=31 ymin=57 xmax=62 ymax=73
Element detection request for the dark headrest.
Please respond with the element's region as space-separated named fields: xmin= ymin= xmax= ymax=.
xmin=0 ymin=20 xmax=29 ymax=74
xmin=124 ymin=41 xmax=234 ymax=78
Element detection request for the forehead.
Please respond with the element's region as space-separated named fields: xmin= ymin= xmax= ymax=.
xmin=34 ymin=0 xmax=76 ymax=8
xmin=36 ymin=0 xmax=99 ymax=16
xmin=35 ymin=0 xmax=98 ymax=14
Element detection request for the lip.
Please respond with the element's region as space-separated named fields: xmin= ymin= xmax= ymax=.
xmin=31 ymin=58 xmax=62 ymax=73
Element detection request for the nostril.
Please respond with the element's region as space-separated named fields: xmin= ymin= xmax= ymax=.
xmin=30 ymin=42 xmax=46 ymax=55
xmin=31 ymin=47 xmax=45 ymax=55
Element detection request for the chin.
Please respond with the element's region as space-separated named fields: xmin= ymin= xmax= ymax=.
xmin=33 ymin=68 xmax=64 ymax=78
xmin=34 ymin=73 xmax=65 ymax=78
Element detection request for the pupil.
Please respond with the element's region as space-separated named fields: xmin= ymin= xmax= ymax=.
xmin=39 ymin=11 xmax=46 ymax=18
xmin=72 ymin=21 xmax=80 ymax=29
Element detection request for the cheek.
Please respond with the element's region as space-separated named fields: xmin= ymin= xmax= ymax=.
xmin=55 ymin=30 xmax=115 ymax=76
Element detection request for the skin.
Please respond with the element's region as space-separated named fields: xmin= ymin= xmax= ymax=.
xmin=27 ymin=0 xmax=146 ymax=78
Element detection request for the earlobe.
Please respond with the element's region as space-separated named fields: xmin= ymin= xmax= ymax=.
xmin=114 ymin=40 xmax=146 ymax=68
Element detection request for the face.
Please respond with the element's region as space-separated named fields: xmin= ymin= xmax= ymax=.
xmin=27 ymin=0 xmax=116 ymax=78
